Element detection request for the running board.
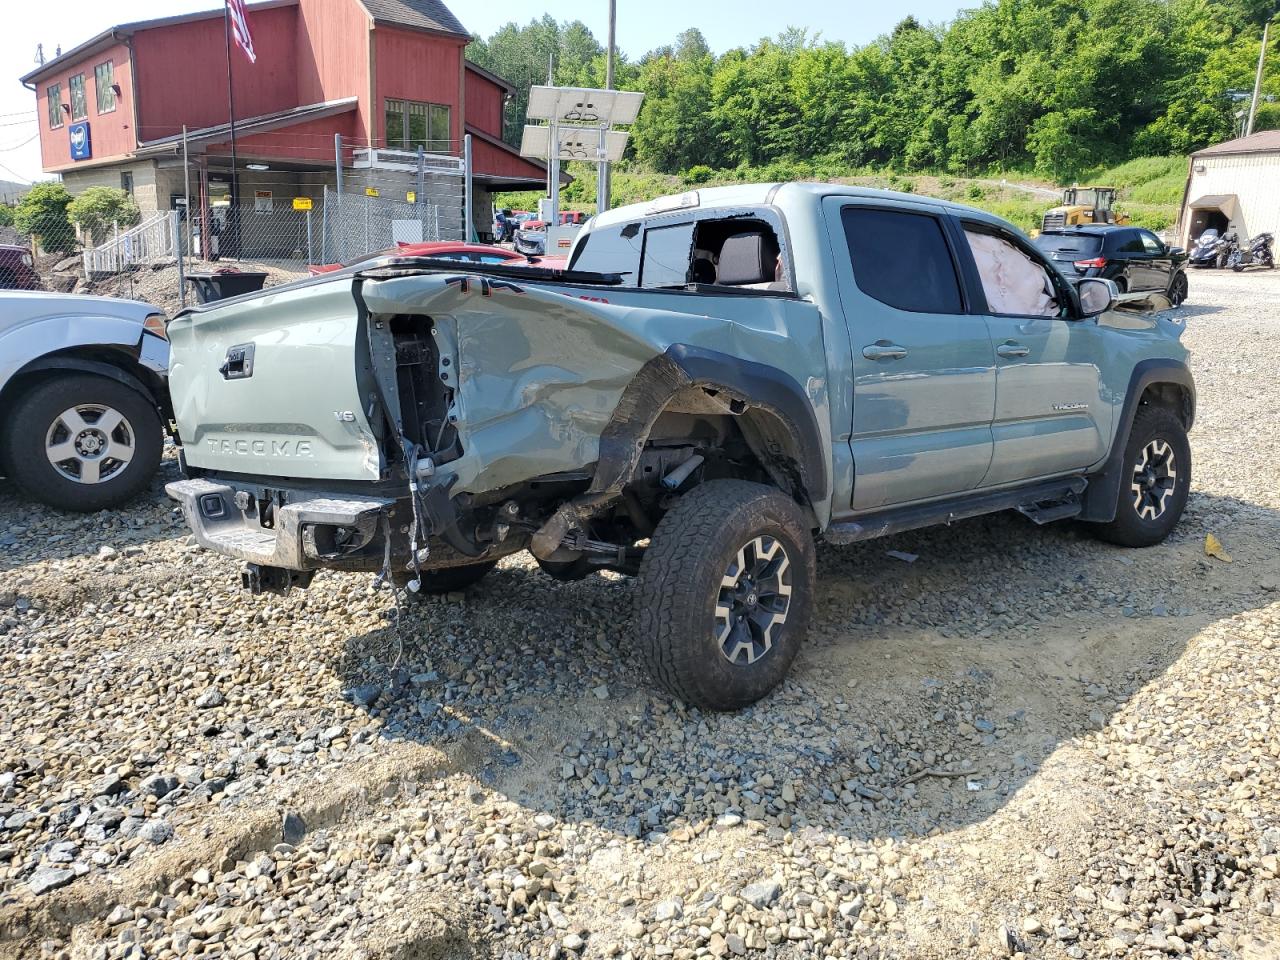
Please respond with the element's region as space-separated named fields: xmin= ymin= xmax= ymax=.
xmin=824 ymin=477 xmax=1088 ymax=545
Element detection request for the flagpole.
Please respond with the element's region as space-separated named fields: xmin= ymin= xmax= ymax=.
xmin=223 ymin=0 xmax=239 ymax=258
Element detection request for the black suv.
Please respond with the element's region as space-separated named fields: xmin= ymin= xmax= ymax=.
xmin=1036 ymin=225 xmax=1188 ymax=306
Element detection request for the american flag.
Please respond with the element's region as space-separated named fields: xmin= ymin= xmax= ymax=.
xmin=226 ymin=0 xmax=257 ymax=64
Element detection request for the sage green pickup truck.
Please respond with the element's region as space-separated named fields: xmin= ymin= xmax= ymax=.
xmin=165 ymin=183 xmax=1194 ymax=710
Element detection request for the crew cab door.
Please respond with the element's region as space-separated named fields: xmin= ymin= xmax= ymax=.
xmin=954 ymin=220 xmax=1110 ymax=486
xmin=824 ymin=198 xmax=996 ymax=511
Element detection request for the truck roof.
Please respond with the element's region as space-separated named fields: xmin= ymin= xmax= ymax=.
xmin=589 ymin=181 xmax=1013 ymax=232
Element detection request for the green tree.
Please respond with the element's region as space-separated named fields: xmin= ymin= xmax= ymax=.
xmin=0 ymin=204 xmax=13 ymax=229
xmin=13 ymin=182 xmax=76 ymax=253
xmin=67 ymin=186 xmax=141 ymax=245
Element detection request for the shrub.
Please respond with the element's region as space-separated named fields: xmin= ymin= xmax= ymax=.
xmin=67 ymin=186 xmax=141 ymax=245
xmin=684 ymin=164 xmax=715 ymax=185
xmin=13 ymin=182 xmax=77 ymax=253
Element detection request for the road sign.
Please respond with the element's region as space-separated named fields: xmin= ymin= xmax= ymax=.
xmin=406 ymin=191 xmax=416 ymax=203
xmin=521 ymin=125 xmax=629 ymax=162
xmin=365 ymin=187 xmax=379 ymax=198
xmin=292 ymin=197 xmax=313 ymax=211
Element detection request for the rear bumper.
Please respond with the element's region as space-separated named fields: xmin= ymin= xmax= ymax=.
xmin=165 ymin=477 xmax=394 ymax=571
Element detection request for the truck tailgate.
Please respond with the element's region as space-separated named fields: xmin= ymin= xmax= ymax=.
xmin=167 ymin=280 xmax=382 ymax=481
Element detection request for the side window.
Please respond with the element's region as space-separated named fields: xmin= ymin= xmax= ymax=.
xmin=640 ymin=222 xmax=695 ymax=288
xmin=841 ymin=207 xmax=963 ymax=314
xmin=963 ymin=226 xmax=1062 ymax=318
xmin=1115 ymin=231 xmax=1145 ymax=254
xmin=1139 ymin=231 xmax=1164 ymax=254
xmin=569 ymin=222 xmax=642 ymax=278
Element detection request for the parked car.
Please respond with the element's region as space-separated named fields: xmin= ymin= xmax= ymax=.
xmin=0 ymin=292 xmax=170 ymax=511
xmin=514 ymin=212 xmax=588 ymax=257
xmin=308 ymin=241 xmax=530 ymax=276
xmin=0 ymin=244 xmax=41 ymax=290
xmin=165 ymin=183 xmax=1193 ymax=710
xmin=1036 ymin=225 xmax=1189 ymax=305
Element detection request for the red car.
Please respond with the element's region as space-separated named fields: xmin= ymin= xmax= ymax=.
xmin=0 ymin=244 xmax=41 ymax=290
xmin=307 ymin=241 xmax=528 ymax=276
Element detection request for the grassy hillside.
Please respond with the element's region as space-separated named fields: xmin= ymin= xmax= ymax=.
xmin=495 ymin=157 xmax=1184 ymax=235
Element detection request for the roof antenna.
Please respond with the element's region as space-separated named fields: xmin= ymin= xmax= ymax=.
xmin=35 ymin=43 xmax=45 ymax=66
xmin=55 ymin=45 xmax=62 ymax=57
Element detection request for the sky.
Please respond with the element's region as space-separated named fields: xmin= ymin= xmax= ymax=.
xmin=1 ymin=0 xmax=967 ymax=184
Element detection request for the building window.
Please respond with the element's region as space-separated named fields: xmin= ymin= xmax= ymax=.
xmin=47 ymin=83 xmax=63 ymax=129
xmin=384 ymin=98 xmax=451 ymax=153
xmin=95 ymin=61 xmax=116 ymax=114
xmin=120 ymin=171 xmax=134 ymax=195
xmin=69 ymin=74 xmax=87 ymax=121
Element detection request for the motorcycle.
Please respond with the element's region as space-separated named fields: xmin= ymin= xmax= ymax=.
xmin=1227 ymin=232 xmax=1275 ymax=272
xmin=1189 ymin=228 xmax=1234 ymax=269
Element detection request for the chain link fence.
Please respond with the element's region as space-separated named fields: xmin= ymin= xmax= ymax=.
xmin=2 ymin=184 xmax=469 ymax=312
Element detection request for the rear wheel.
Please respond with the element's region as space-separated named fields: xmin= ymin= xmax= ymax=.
xmin=1168 ymin=271 xmax=1188 ymax=306
xmin=3 ymin=374 xmax=162 ymax=512
xmin=1088 ymin=406 xmax=1190 ymax=548
xmin=636 ymin=480 xmax=815 ymax=711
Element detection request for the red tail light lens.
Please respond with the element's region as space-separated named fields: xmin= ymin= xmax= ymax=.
xmin=1073 ymin=257 xmax=1107 ymax=269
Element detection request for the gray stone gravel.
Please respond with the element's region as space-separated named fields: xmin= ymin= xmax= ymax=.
xmin=0 ymin=271 xmax=1278 ymax=959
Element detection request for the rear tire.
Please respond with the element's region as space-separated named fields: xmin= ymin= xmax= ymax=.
xmin=399 ymin=560 xmax=498 ymax=596
xmin=3 ymin=374 xmax=162 ymax=512
xmin=1089 ymin=406 xmax=1190 ymax=548
xmin=1168 ymin=272 xmax=1188 ymax=306
xmin=636 ymin=479 xmax=815 ymax=711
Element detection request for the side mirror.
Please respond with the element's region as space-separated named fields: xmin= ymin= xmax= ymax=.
xmin=1077 ymin=277 xmax=1118 ymax=317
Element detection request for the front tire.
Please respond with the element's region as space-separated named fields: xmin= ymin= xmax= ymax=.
xmin=1089 ymin=406 xmax=1190 ymax=548
xmin=635 ymin=480 xmax=816 ymax=711
xmin=3 ymin=374 xmax=162 ymax=512
xmin=1168 ymin=271 xmax=1188 ymax=306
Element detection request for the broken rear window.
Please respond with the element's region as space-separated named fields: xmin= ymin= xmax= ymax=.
xmin=640 ymin=222 xmax=696 ymax=288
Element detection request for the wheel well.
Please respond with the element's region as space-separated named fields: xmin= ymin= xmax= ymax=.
xmin=0 ymin=346 xmax=164 ymax=418
xmin=1138 ymin=381 xmax=1193 ymax=430
xmin=643 ymin=389 xmax=813 ymax=509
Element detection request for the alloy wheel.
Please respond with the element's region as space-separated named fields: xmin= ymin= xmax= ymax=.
xmin=1131 ymin=438 xmax=1177 ymax=521
xmin=714 ymin=535 xmax=792 ymax=665
xmin=44 ymin=404 xmax=136 ymax=484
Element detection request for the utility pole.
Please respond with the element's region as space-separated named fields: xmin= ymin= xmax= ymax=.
xmin=222 ymin=1 xmax=241 ymax=258
xmin=598 ymin=0 xmax=617 ymax=215
xmin=1246 ymin=19 xmax=1270 ymax=137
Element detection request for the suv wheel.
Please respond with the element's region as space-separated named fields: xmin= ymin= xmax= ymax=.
xmin=1168 ymin=272 xmax=1188 ymax=306
xmin=3 ymin=374 xmax=162 ymax=512
xmin=398 ymin=560 xmax=498 ymax=596
xmin=1090 ymin=406 xmax=1191 ymax=547
xmin=636 ymin=479 xmax=815 ymax=710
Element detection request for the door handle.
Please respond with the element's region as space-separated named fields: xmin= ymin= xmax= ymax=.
xmin=996 ymin=342 xmax=1030 ymax=358
xmin=862 ymin=341 xmax=908 ymax=361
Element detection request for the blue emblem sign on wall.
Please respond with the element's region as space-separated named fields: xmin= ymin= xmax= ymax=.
xmin=69 ymin=122 xmax=92 ymax=161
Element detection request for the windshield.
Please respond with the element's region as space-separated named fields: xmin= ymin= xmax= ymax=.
xmin=1196 ymin=229 xmax=1220 ymax=244
xmin=1035 ymin=234 xmax=1103 ymax=258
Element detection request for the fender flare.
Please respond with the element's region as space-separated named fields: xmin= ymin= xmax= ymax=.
xmin=1080 ymin=358 xmax=1196 ymax=523
xmin=12 ymin=354 xmax=160 ymax=406
xmin=530 ymin=343 xmax=827 ymax=557
xmin=664 ymin=343 xmax=827 ymax=503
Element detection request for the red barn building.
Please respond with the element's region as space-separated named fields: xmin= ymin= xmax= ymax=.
xmin=20 ymin=0 xmax=551 ymax=243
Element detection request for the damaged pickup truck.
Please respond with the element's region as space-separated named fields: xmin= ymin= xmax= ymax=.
xmin=165 ymin=183 xmax=1194 ymax=710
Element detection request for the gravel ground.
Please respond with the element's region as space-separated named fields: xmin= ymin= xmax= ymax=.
xmin=1 ymin=270 xmax=1278 ymax=960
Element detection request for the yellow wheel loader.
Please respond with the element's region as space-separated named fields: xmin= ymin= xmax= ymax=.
xmin=1041 ymin=186 xmax=1129 ymax=231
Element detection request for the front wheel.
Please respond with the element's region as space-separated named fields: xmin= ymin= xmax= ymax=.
xmin=635 ymin=480 xmax=816 ymax=711
xmin=1168 ymin=272 xmax=1188 ymax=306
xmin=1088 ymin=406 xmax=1191 ymax=548
xmin=2 ymin=374 xmax=162 ymax=512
